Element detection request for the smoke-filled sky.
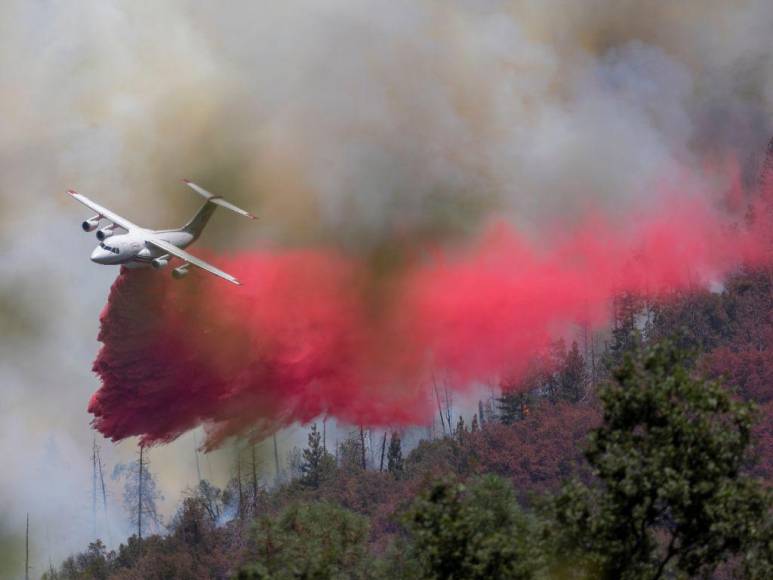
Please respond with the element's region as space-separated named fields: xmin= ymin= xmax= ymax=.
xmin=1 ymin=0 xmax=772 ymax=575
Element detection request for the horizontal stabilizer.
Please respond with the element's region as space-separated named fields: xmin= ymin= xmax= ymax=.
xmin=182 ymin=179 xmax=257 ymax=220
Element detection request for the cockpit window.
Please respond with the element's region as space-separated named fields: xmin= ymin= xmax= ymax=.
xmin=99 ymin=242 xmax=119 ymax=254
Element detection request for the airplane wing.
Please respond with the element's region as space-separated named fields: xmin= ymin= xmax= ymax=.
xmin=146 ymin=237 xmax=241 ymax=286
xmin=67 ymin=190 xmax=139 ymax=231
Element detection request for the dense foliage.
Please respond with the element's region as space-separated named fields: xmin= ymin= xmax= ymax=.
xmin=404 ymin=476 xmax=541 ymax=580
xmin=546 ymin=342 xmax=771 ymax=579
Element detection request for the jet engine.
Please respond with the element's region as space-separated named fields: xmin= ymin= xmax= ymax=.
xmin=96 ymin=226 xmax=115 ymax=241
xmin=151 ymin=258 xmax=169 ymax=270
xmin=172 ymin=264 xmax=190 ymax=279
xmin=81 ymin=216 xmax=100 ymax=232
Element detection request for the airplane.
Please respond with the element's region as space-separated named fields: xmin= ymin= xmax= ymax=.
xmin=68 ymin=180 xmax=256 ymax=286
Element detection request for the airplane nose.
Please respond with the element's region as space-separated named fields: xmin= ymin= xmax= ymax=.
xmin=90 ymin=247 xmax=107 ymax=264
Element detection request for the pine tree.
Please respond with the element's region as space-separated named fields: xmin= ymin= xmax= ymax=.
xmin=470 ymin=414 xmax=479 ymax=433
xmin=455 ymin=416 xmax=467 ymax=443
xmin=496 ymin=392 xmax=529 ymax=425
xmin=544 ymin=339 xmax=568 ymax=402
xmin=301 ymin=423 xmax=332 ymax=488
xmin=387 ymin=432 xmax=404 ymax=477
xmin=606 ymin=292 xmax=644 ymax=368
xmin=557 ymin=340 xmax=587 ymax=403
xmin=338 ymin=432 xmax=365 ymax=473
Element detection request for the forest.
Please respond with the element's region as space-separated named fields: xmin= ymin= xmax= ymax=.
xmin=42 ymin=262 xmax=773 ymax=579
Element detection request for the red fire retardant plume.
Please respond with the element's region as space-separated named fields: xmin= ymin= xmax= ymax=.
xmin=88 ymin=191 xmax=771 ymax=449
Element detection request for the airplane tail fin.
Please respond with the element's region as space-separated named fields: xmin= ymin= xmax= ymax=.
xmin=181 ymin=180 xmax=257 ymax=239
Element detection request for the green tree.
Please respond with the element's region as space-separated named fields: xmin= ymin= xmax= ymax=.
xmin=547 ymin=340 xmax=772 ymax=579
xmin=48 ymin=540 xmax=113 ymax=580
xmin=337 ymin=429 xmax=367 ymax=473
xmin=455 ymin=415 xmax=467 ymax=443
xmin=543 ymin=338 xmax=567 ymax=402
xmin=498 ymin=360 xmax=541 ymax=424
xmin=496 ymin=392 xmax=530 ymax=424
xmin=556 ymin=340 xmax=587 ymax=403
xmin=404 ymin=476 xmax=539 ymax=580
xmin=238 ymin=503 xmax=370 ymax=579
xmin=387 ymin=432 xmax=404 ymax=477
xmin=604 ymin=292 xmax=646 ymax=371
xmin=301 ymin=423 xmax=335 ymax=488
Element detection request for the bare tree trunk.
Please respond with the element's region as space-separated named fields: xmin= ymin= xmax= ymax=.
xmin=234 ymin=449 xmax=243 ymax=520
xmin=580 ymin=320 xmax=591 ymax=400
xmin=25 ymin=513 xmax=29 ymax=580
xmin=92 ymin=437 xmax=98 ymax=540
xmin=193 ymin=431 xmax=202 ymax=483
xmin=273 ymin=433 xmax=281 ymax=484
xmin=251 ymin=443 xmax=259 ymax=515
xmin=96 ymin=446 xmax=111 ymax=546
xmin=379 ymin=431 xmax=387 ymax=472
xmin=433 ymin=377 xmax=447 ymax=435
xmin=443 ymin=384 xmax=453 ymax=430
xmin=322 ymin=416 xmax=327 ymax=454
xmin=359 ymin=426 xmax=367 ymax=470
xmin=138 ymin=445 xmax=144 ymax=545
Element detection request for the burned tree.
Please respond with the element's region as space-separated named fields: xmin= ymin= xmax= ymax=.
xmin=112 ymin=445 xmax=163 ymax=547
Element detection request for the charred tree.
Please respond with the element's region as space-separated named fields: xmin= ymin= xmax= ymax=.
xmin=359 ymin=426 xmax=367 ymax=470
xmin=433 ymin=378 xmax=447 ymax=436
xmin=236 ymin=450 xmax=244 ymax=520
xmin=272 ymin=433 xmax=281 ymax=485
xmin=251 ymin=443 xmax=260 ymax=514
xmin=379 ymin=431 xmax=387 ymax=472
xmin=91 ymin=437 xmax=98 ymax=540
xmin=25 ymin=512 xmax=29 ymax=580
xmin=137 ymin=445 xmax=144 ymax=544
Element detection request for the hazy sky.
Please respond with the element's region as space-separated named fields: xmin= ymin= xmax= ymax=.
xmin=1 ymin=0 xmax=771 ymax=575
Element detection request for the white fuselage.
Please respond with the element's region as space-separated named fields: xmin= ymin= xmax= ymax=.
xmin=90 ymin=230 xmax=194 ymax=268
